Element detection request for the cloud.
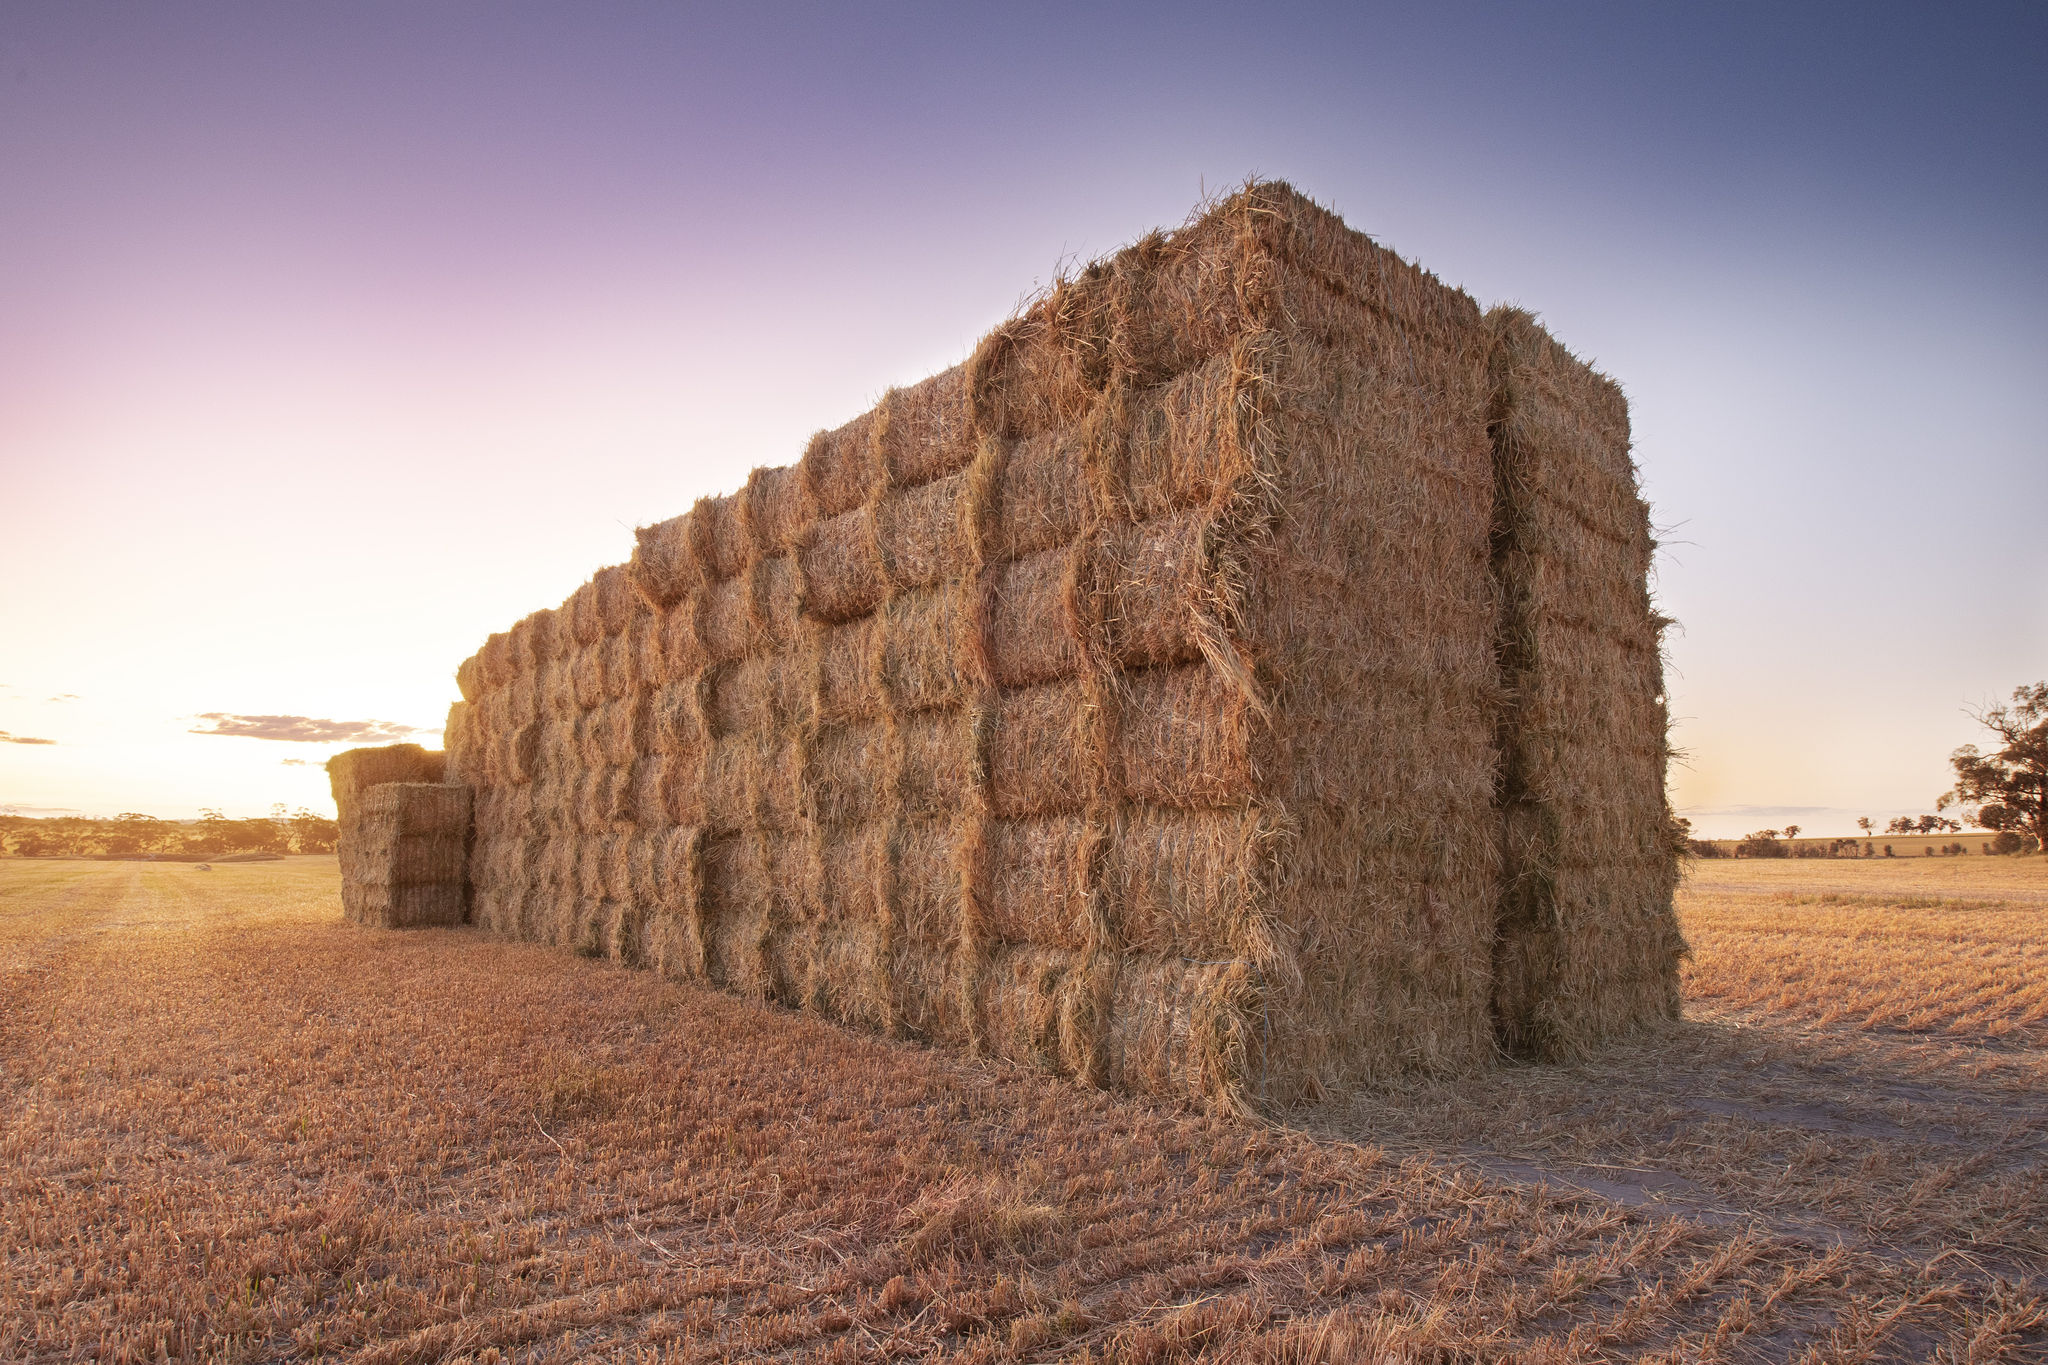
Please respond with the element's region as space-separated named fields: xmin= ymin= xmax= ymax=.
xmin=280 ymin=758 xmax=314 ymax=767
xmin=47 ymin=694 xmax=80 ymax=702
xmin=0 ymin=803 xmax=79 ymax=816
xmin=0 ymin=730 xmax=57 ymax=745
xmin=189 ymin=714 xmax=424 ymax=744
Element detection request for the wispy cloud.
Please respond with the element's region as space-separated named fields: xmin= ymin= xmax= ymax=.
xmin=47 ymin=694 xmax=81 ymax=702
xmin=190 ymin=714 xmax=423 ymax=744
xmin=0 ymin=731 xmax=57 ymax=746
xmin=0 ymin=803 xmax=79 ymax=816
xmin=281 ymin=758 xmax=314 ymax=767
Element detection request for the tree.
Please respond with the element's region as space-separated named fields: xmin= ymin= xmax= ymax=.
xmin=111 ymin=812 xmax=169 ymax=856
xmin=1941 ymin=682 xmax=2048 ymax=848
xmin=1887 ymin=816 xmax=1917 ymax=835
xmin=189 ymin=808 xmax=234 ymax=856
xmin=1783 ymin=824 xmax=1802 ymax=841
xmin=290 ymin=808 xmax=339 ymax=854
xmin=1857 ymin=817 xmax=1874 ymax=839
xmin=232 ymin=817 xmax=287 ymax=853
xmin=1737 ymin=829 xmax=1788 ymax=858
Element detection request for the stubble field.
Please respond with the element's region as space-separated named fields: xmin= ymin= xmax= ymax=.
xmin=1 ymin=855 xmax=2042 ymax=1362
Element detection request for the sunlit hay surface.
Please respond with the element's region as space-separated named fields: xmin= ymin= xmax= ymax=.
xmin=3 ymin=857 xmax=2043 ymax=1363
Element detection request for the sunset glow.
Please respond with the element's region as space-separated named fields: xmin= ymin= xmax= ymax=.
xmin=2 ymin=3 xmax=2042 ymax=836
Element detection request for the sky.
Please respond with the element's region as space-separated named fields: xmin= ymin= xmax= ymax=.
xmin=1 ymin=2 xmax=2042 ymax=835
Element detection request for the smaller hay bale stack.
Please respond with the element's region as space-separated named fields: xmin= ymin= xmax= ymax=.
xmin=327 ymin=744 xmax=469 ymax=928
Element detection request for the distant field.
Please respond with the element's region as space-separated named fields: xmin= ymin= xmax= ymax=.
xmin=2 ymin=855 xmax=2042 ymax=1361
xmin=1701 ymin=834 xmax=2024 ymax=858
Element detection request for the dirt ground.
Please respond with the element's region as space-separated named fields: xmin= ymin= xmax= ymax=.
xmin=2 ymin=855 xmax=2041 ymax=1362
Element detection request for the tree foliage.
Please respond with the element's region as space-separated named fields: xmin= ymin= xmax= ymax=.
xmin=1941 ymin=682 xmax=2048 ymax=847
xmin=0 ymin=810 xmax=339 ymax=858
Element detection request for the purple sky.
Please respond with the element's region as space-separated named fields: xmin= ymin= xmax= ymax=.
xmin=2 ymin=3 xmax=2043 ymax=832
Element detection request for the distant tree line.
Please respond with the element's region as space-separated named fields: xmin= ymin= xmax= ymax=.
xmin=0 ymin=806 xmax=339 ymax=859
xmin=1684 ymin=681 xmax=2046 ymax=860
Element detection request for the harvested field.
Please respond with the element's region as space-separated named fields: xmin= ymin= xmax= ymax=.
xmin=1 ymin=856 xmax=2041 ymax=1362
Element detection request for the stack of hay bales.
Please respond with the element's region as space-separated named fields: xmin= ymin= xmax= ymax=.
xmin=327 ymin=745 xmax=469 ymax=928
xmin=441 ymin=182 xmax=1684 ymax=1106
xmin=1484 ymin=309 xmax=1686 ymax=1057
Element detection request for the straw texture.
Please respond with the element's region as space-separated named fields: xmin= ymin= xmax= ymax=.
xmin=328 ymin=761 xmax=470 ymax=929
xmin=411 ymin=182 xmax=1681 ymax=1108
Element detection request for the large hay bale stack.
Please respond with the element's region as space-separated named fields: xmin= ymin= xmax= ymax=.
xmin=328 ymin=745 xmax=467 ymax=928
xmin=437 ymin=182 xmax=1684 ymax=1106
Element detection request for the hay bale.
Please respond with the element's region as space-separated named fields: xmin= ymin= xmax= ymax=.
xmin=988 ymin=683 xmax=1094 ymax=818
xmin=816 ymin=617 xmax=887 ymax=724
xmin=892 ymin=817 xmax=962 ymax=951
xmin=877 ymin=471 xmax=970 ymax=590
xmin=698 ymin=577 xmax=754 ymax=663
xmin=749 ymin=555 xmax=804 ymax=648
xmin=630 ymin=511 xmax=700 ymax=609
xmin=880 ymin=367 xmax=975 ymax=488
xmin=810 ymin=721 xmax=893 ymax=827
xmin=690 ymin=491 xmax=753 ymax=583
xmin=704 ymin=656 xmax=778 ymax=737
xmin=660 ymin=596 xmax=704 ymax=682
xmin=751 ymin=734 xmax=805 ymax=828
xmin=1103 ymin=956 xmax=1258 ymax=1104
xmin=986 ymin=544 xmax=1089 ymax=688
xmin=801 ymin=506 xmax=885 ymax=623
xmin=801 ymin=919 xmax=889 ymax=1029
xmin=628 ymin=610 xmax=666 ymax=690
xmin=1113 ymin=663 xmax=1258 ymax=810
xmin=890 ymin=941 xmax=971 ymax=1045
xmin=338 ymin=782 xmax=471 ymax=929
xmin=988 ymin=427 xmax=1092 ymax=561
xmin=502 ymin=724 xmax=540 ymax=785
xmin=476 ymin=631 xmax=515 ymax=692
xmin=879 ymin=590 xmax=970 ymax=712
xmin=328 ymin=744 xmax=446 ymax=825
xmin=570 ymin=642 xmax=606 ymax=710
xmin=745 ymin=464 xmax=812 ymax=556
xmin=566 ymin=579 xmax=602 ymax=646
xmin=703 ymin=734 xmax=758 ymax=831
xmin=801 ymin=410 xmax=879 ymax=518
xmin=537 ymin=656 xmax=575 ymax=721
xmin=983 ymin=816 xmax=1096 ymax=950
xmin=897 ymin=711 xmax=972 ymax=822
xmin=437 ymin=182 xmax=1679 ymax=1110
xmin=699 ymin=832 xmax=772 ymax=994
xmin=443 ymin=702 xmax=475 ymax=783
xmin=976 ymin=943 xmax=1080 ymax=1071
xmin=646 ymin=680 xmax=707 ymax=755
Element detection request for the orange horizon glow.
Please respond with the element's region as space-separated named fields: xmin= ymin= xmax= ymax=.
xmin=3 ymin=5 xmax=2042 ymax=840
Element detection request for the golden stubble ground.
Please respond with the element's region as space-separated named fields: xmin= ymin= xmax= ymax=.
xmin=1 ymin=856 xmax=2041 ymax=1362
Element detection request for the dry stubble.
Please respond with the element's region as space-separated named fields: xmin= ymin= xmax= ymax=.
xmin=1 ymin=855 xmax=2042 ymax=1362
